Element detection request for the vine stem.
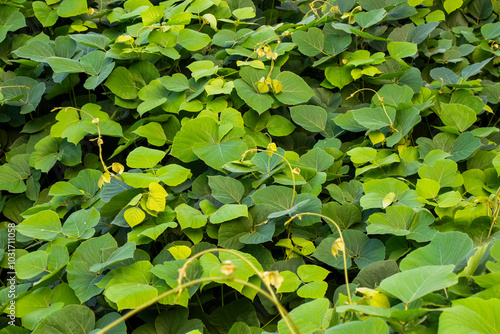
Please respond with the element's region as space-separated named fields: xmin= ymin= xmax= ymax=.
xmin=347 ymin=87 xmax=400 ymax=134
xmin=241 ymin=148 xmax=297 ymax=206
xmin=286 ymin=212 xmax=353 ymax=305
xmin=51 ymin=107 xmax=110 ymax=175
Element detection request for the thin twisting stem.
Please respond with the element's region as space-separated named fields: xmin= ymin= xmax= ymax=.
xmin=287 ymin=212 xmax=353 ymax=305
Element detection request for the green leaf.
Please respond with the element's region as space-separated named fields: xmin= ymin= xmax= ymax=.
xmin=275 ymin=71 xmax=315 ymax=105
xmin=325 ymin=317 xmax=389 ymax=334
xmin=298 ymin=264 xmax=329 ymax=282
xmin=193 ymin=141 xmax=248 ymax=171
xmin=102 ymin=262 xmax=158 ymax=311
xmin=361 ymin=178 xmax=421 ymax=209
xmin=33 ymin=2 xmax=58 ymax=27
xmin=416 ymin=178 xmax=441 ymax=199
xmin=380 ymin=265 xmax=458 ymax=304
xmin=70 ymin=33 xmax=111 ymax=50
xmin=32 ymin=305 xmax=95 ymax=334
xmin=66 ymin=234 xmax=116 ymax=303
xmin=439 ymin=298 xmax=500 ymax=334
xmin=278 ymin=298 xmax=331 ymax=334
xmin=325 ymin=66 xmax=353 ymax=89
xmin=177 ymin=29 xmax=211 ymax=51
xmin=481 ymin=22 xmax=500 ymax=39
xmin=322 ymin=202 xmax=362 ymax=230
xmin=234 ymin=79 xmax=273 ymax=114
xmin=324 ymin=35 xmax=352 ymax=57
xmin=0 ymin=164 xmax=27 ymax=193
xmin=298 ymin=148 xmax=334 ymax=172
xmin=352 ymin=106 xmax=396 ymax=130
xmin=62 ymin=208 xmax=100 ymax=239
xmin=15 ymin=251 xmax=48 ymax=279
xmin=444 ymin=0 xmax=463 ymax=13
xmin=154 ymin=308 xmax=204 ymax=334
xmin=156 ymin=164 xmax=192 ymax=186
xmin=267 ymin=115 xmax=295 ymax=136
xmin=46 ymin=57 xmax=85 ymax=73
xmin=291 ymin=27 xmax=324 ymax=57
xmin=0 ymin=77 xmax=46 ymax=114
xmin=297 ymin=281 xmax=328 ymax=299
xmin=440 ymin=103 xmax=477 ymax=133
xmin=187 ymin=60 xmax=218 ymax=81
xmin=355 ymin=9 xmax=386 ymax=28
xmin=124 ymin=207 xmax=146 ymax=228
xmin=57 ymin=0 xmax=88 ymax=17
xmin=418 ymin=159 xmax=463 ymax=188
xmin=171 ymin=117 xmax=218 ymax=162
xmin=126 ymin=146 xmax=166 ymax=169
xmin=238 ymin=221 xmax=275 ymax=244
xmin=400 ymin=232 xmax=473 ymax=271
xmin=133 ymin=122 xmax=167 ymax=146
xmin=210 ymin=204 xmax=248 ymax=224
xmin=277 ymin=271 xmax=301 ymax=293
xmin=105 ymin=67 xmax=138 ymax=99
xmin=387 ymin=42 xmax=418 ymax=58
xmin=159 ymin=74 xmax=190 ymax=92
xmin=175 ymin=204 xmax=208 ymax=229
xmin=17 ymin=210 xmax=62 ymax=241
xmin=89 ymin=242 xmax=136 ymax=272
xmin=290 ymin=105 xmax=328 ymax=133
xmin=367 ymin=206 xmax=436 ymax=242
xmin=430 ymin=68 xmax=460 ymax=85
xmin=251 ymin=186 xmax=294 ymax=213
xmin=208 ymin=176 xmax=245 ymax=204
xmin=347 ymin=147 xmax=377 ymax=164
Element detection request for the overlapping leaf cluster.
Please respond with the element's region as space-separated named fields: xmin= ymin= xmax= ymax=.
xmin=1 ymin=0 xmax=500 ymax=333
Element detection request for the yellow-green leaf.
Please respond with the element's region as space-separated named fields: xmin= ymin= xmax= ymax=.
xmin=124 ymin=207 xmax=146 ymax=228
xmin=147 ymin=182 xmax=168 ymax=212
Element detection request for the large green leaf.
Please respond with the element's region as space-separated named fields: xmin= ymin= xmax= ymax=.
xmin=193 ymin=141 xmax=248 ymax=171
xmin=439 ymin=298 xmax=500 ymax=334
xmin=171 ymin=117 xmax=218 ymax=162
xmin=367 ymin=206 xmax=436 ymax=242
xmin=352 ymin=106 xmax=396 ymax=130
xmin=440 ymin=103 xmax=477 ymax=133
xmin=57 ymin=0 xmax=88 ymax=17
xmin=105 ymin=67 xmax=138 ymax=99
xmin=418 ymin=159 xmax=463 ymax=188
xmin=99 ymin=261 xmax=157 ymax=310
xmin=400 ymin=232 xmax=473 ymax=271
xmin=126 ymin=146 xmax=166 ymax=169
xmin=234 ymin=79 xmax=273 ymax=114
xmin=278 ymin=298 xmax=331 ymax=334
xmin=210 ymin=204 xmax=248 ymax=224
xmin=32 ymin=305 xmax=95 ymax=334
xmin=0 ymin=77 xmax=46 ymax=114
xmin=275 ymin=71 xmax=314 ymax=105
xmin=387 ymin=42 xmax=418 ymax=58
xmin=380 ymin=265 xmax=458 ymax=304
xmin=17 ymin=210 xmax=62 ymax=241
xmin=251 ymin=186 xmax=294 ymax=213
xmin=66 ymin=234 xmax=117 ymax=302
xmin=291 ymin=28 xmax=324 ymax=57
xmin=290 ymin=105 xmax=328 ymax=133
xmin=208 ymin=176 xmax=245 ymax=204
xmin=177 ymin=29 xmax=211 ymax=51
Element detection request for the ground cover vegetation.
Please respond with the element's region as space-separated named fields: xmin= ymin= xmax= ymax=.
xmin=1 ymin=0 xmax=500 ymax=332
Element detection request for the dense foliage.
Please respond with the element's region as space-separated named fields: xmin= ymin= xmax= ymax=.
xmin=1 ymin=0 xmax=500 ymax=332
